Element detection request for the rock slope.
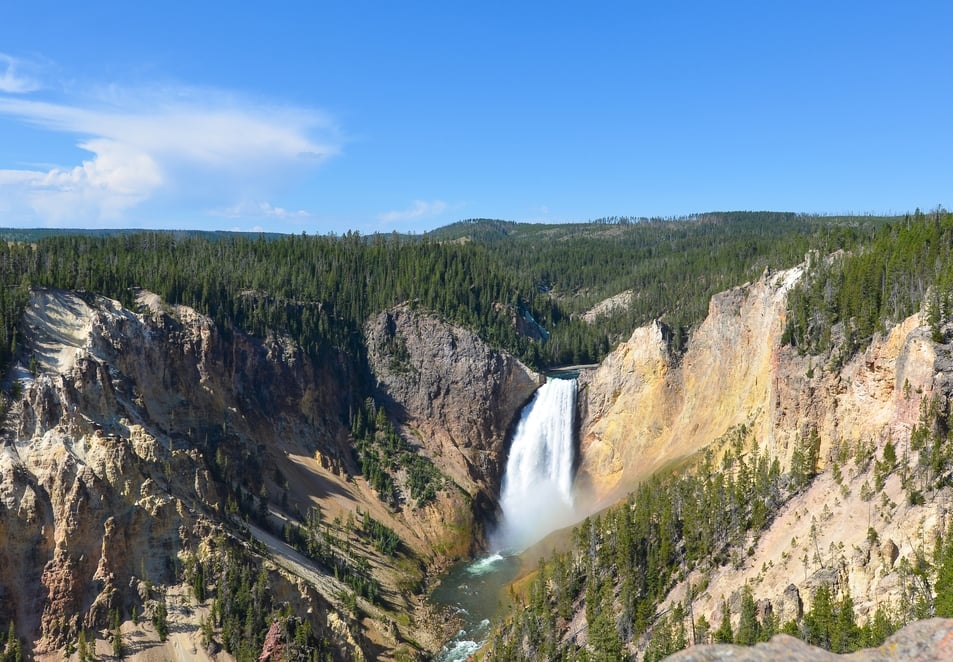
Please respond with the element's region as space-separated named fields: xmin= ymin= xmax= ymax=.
xmin=0 ymin=290 xmax=538 ymax=658
xmin=575 ymin=263 xmax=953 ymax=649
xmin=667 ymin=617 xmax=953 ymax=661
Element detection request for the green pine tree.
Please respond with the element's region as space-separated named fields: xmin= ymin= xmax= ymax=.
xmin=2 ymin=622 xmax=23 ymax=662
xmin=111 ymin=608 xmax=124 ymax=658
xmin=832 ymin=591 xmax=860 ymax=653
xmin=694 ymin=614 xmax=711 ymax=645
xmin=153 ymin=598 xmax=169 ymax=642
xmin=935 ymin=522 xmax=953 ymax=616
xmin=77 ymin=629 xmax=92 ymax=662
xmin=714 ymin=600 xmax=733 ymax=643
xmin=803 ymin=585 xmax=834 ymax=649
xmin=735 ymin=586 xmax=761 ymax=645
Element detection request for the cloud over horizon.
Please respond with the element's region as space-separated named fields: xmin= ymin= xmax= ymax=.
xmin=210 ymin=200 xmax=312 ymax=221
xmin=0 ymin=77 xmax=341 ymax=225
xmin=378 ymin=199 xmax=449 ymax=223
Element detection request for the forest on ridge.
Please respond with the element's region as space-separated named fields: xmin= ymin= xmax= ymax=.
xmin=0 ymin=210 xmax=898 ymax=385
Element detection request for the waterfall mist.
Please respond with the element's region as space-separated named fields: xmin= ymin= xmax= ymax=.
xmin=493 ymin=377 xmax=578 ymax=552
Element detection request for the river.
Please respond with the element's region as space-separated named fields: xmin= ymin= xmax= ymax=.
xmin=430 ymin=553 xmax=521 ymax=662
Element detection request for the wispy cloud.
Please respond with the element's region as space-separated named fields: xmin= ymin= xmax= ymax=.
xmin=211 ymin=200 xmax=311 ymax=220
xmin=0 ymin=54 xmax=41 ymax=94
xmin=378 ymin=199 xmax=448 ymax=223
xmin=0 ymin=78 xmax=341 ymax=224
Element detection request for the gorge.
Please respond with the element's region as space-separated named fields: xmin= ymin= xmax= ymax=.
xmin=3 ymin=213 xmax=953 ymax=660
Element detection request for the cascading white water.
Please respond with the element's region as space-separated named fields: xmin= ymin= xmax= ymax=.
xmin=494 ymin=377 xmax=578 ymax=552
xmin=434 ymin=378 xmax=579 ymax=662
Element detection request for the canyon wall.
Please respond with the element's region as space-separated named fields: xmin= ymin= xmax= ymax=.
xmin=0 ymin=288 xmax=363 ymax=654
xmin=366 ymin=303 xmax=541 ymax=497
xmin=577 ymin=266 xmax=802 ymax=503
xmin=576 ymin=264 xmax=953 ymax=638
xmin=0 ymin=290 xmax=537 ymax=658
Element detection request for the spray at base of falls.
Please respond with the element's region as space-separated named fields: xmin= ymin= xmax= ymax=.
xmin=493 ymin=376 xmax=578 ymax=552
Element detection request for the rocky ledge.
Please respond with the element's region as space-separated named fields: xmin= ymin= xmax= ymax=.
xmin=667 ymin=618 xmax=953 ymax=661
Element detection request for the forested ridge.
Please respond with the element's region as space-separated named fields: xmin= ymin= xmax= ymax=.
xmin=427 ymin=212 xmax=890 ymax=352
xmin=0 ymin=232 xmax=537 ymax=378
xmin=783 ymin=207 xmax=953 ymax=365
xmin=0 ymin=212 xmax=889 ymax=382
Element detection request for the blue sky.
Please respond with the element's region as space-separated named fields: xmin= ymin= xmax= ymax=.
xmin=0 ymin=2 xmax=950 ymax=234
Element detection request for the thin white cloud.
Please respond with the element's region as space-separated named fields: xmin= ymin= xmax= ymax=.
xmin=0 ymin=54 xmax=41 ymax=93
xmin=378 ymin=199 xmax=448 ymax=223
xmin=0 ymin=81 xmax=340 ymax=223
xmin=211 ymin=200 xmax=311 ymax=220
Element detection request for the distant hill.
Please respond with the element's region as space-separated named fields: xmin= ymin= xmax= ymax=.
xmin=0 ymin=227 xmax=287 ymax=242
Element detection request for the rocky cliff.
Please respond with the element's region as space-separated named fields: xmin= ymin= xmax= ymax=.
xmin=365 ymin=303 xmax=541 ymax=539
xmin=0 ymin=289 xmax=537 ymax=659
xmin=0 ymin=288 xmax=369 ymax=657
xmin=577 ymin=266 xmax=801 ymax=504
xmin=575 ymin=263 xmax=953 ymax=649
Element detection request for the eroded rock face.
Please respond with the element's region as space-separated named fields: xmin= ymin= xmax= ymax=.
xmin=365 ymin=303 xmax=542 ymax=510
xmin=575 ymin=320 xmax=675 ymax=499
xmin=577 ymin=267 xmax=801 ymax=503
xmin=1 ymin=289 xmax=544 ymax=656
xmin=778 ymin=584 xmax=804 ymax=624
xmin=579 ymin=263 xmax=953 ymax=644
xmin=578 ymin=262 xmax=950 ymax=501
xmin=0 ymin=289 xmax=360 ymax=655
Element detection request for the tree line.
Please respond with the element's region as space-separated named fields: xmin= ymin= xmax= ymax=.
xmin=783 ymin=207 xmax=952 ymax=365
xmin=429 ymin=212 xmax=890 ymax=355
xmin=0 ymin=212 xmax=894 ymax=389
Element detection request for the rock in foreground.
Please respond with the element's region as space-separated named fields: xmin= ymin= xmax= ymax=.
xmin=666 ymin=618 xmax=953 ymax=661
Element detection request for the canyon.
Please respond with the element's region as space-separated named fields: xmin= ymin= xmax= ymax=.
xmin=569 ymin=263 xmax=953 ymax=654
xmin=3 ymin=248 xmax=953 ymax=659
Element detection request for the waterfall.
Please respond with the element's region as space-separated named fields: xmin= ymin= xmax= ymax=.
xmin=494 ymin=377 xmax=578 ymax=552
xmin=433 ymin=378 xmax=579 ymax=662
